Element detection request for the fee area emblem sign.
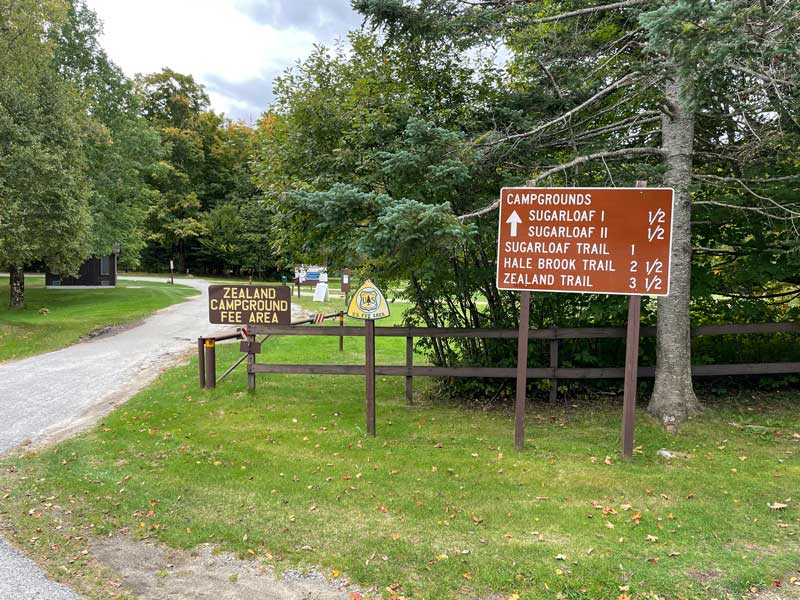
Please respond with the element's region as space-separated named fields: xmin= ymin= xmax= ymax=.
xmin=347 ymin=280 xmax=390 ymax=320
xmin=496 ymin=187 xmax=674 ymax=296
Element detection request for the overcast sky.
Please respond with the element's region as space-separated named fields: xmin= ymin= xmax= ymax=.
xmin=86 ymin=0 xmax=363 ymax=123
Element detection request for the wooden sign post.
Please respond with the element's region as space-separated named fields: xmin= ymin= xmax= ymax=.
xmin=365 ymin=320 xmax=376 ymax=435
xmin=514 ymin=291 xmax=531 ymax=450
xmin=496 ymin=186 xmax=674 ymax=452
xmin=621 ymin=181 xmax=647 ymax=460
xmin=346 ymin=279 xmax=390 ymax=436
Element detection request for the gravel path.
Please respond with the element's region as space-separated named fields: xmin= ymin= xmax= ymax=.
xmin=0 ymin=277 xmax=231 ymax=455
xmin=0 ymin=277 xmax=252 ymax=600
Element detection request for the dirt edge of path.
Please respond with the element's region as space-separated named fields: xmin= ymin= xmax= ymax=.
xmin=90 ymin=534 xmax=370 ymax=600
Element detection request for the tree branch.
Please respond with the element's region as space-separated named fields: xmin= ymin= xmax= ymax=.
xmin=483 ymin=72 xmax=640 ymax=146
xmin=458 ymin=147 xmax=663 ymax=222
xmin=693 ymin=200 xmax=800 ymax=221
xmin=524 ymin=0 xmax=651 ymax=24
xmin=693 ymin=174 xmax=800 ymax=184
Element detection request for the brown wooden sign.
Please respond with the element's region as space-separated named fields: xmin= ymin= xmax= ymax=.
xmin=341 ymin=268 xmax=351 ymax=294
xmin=208 ymin=285 xmax=291 ymax=325
xmin=496 ymin=187 xmax=674 ymax=296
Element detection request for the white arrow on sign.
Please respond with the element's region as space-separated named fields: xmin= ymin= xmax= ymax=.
xmin=506 ymin=210 xmax=522 ymax=237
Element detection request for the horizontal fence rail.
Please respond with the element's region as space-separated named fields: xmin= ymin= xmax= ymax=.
xmin=248 ymin=362 xmax=800 ymax=379
xmin=249 ymin=322 xmax=800 ymax=339
xmin=244 ymin=321 xmax=800 ymax=407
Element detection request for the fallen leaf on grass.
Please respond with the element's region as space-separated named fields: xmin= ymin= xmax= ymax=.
xmin=646 ymin=534 xmax=658 ymax=542
xmin=769 ymin=502 xmax=788 ymax=511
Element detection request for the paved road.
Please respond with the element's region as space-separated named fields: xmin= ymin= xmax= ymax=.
xmin=0 ymin=277 xmax=240 ymax=600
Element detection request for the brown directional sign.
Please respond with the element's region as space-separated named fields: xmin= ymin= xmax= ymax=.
xmin=496 ymin=187 xmax=674 ymax=296
xmin=208 ymin=285 xmax=292 ymax=325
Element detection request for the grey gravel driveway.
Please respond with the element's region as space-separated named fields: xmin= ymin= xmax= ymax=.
xmin=0 ymin=277 xmax=238 ymax=600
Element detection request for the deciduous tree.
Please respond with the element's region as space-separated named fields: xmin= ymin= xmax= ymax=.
xmin=0 ymin=0 xmax=92 ymax=307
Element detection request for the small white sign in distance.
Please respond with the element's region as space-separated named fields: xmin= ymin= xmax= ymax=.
xmin=313 ymin=282 xmax=329 ymax=302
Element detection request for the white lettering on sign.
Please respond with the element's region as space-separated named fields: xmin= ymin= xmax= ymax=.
xmin=497 ymin=187 xmax=674 ymax=296
xmin=506 ymin=192 xmax=593 ymax=206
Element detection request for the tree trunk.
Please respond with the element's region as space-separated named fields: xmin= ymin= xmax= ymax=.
xmin=647 ymin=73 xmax=703 ymax=432
xmin=8 ymin=265 xmax=25 ymax=308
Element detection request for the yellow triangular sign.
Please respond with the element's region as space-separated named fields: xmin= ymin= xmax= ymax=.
xmin=347 ymin=279 xmax=390 ymax=320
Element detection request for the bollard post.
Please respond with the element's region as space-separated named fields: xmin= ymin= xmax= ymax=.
xmin=204 ymin=338 xmax=216 ymax=389
xmin=198 ymin=337 xmax=206 ymax=389
xmin=339 ymin=311 xmax=344 ymax=352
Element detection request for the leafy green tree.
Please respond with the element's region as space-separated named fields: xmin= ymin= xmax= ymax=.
xmin=136 ymin=69 xmax=212 ymax=271
xmin=52 ymin=0 xmax=162 ymax=267
xmin=255 ymin=34 xmax=563 ymax=371
xmin=137 ymin=68 xmax=210 ymax=130
xmin=0 ymin=0 xmax=92 ymax=307
xmin=136 ymin=69 xmax=270 ymax=274
xmin=353 ymin=0 xmax=800 ymax=429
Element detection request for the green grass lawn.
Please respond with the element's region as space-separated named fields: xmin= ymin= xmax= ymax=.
xmin=1 ymin=308 xmax=798 ymax=599
xmin=0 ymin=276 xmax=197 ymax=362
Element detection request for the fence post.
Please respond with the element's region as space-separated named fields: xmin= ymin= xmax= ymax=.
xmin=339 ymin=311 xmax=344 ymax=352
xmin=515 ymin=291 xmax=531 ymax=450
xmin=247 ymin=334 xmax=257 ymax=392
xmin=198 ymin=337 xmax=206 ymax=389
xmin=204 ymin=338 xmax=216 ymax=389
xmin=406 ymin=336 xmax=413 ymax=404
xmin=549 ymin=336 xmax=559 ymax=404
xmin=365 ymin=320 xmax=376 ymax=436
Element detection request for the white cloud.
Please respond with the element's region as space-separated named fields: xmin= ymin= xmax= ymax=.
xmin=207 ymin=90 xmax=261 ymax=123
xmin=87 ymin=0 xmax=320 ymax=116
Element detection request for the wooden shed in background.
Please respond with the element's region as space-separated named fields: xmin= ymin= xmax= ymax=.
xmin=46 ymin=255 xmax=117 ymax=287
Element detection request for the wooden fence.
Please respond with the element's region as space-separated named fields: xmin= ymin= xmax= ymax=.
xmin=245 ymin=321 xmax=800 ymax=403
xmin=198 ymin=320 xmax=799 ymax=448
